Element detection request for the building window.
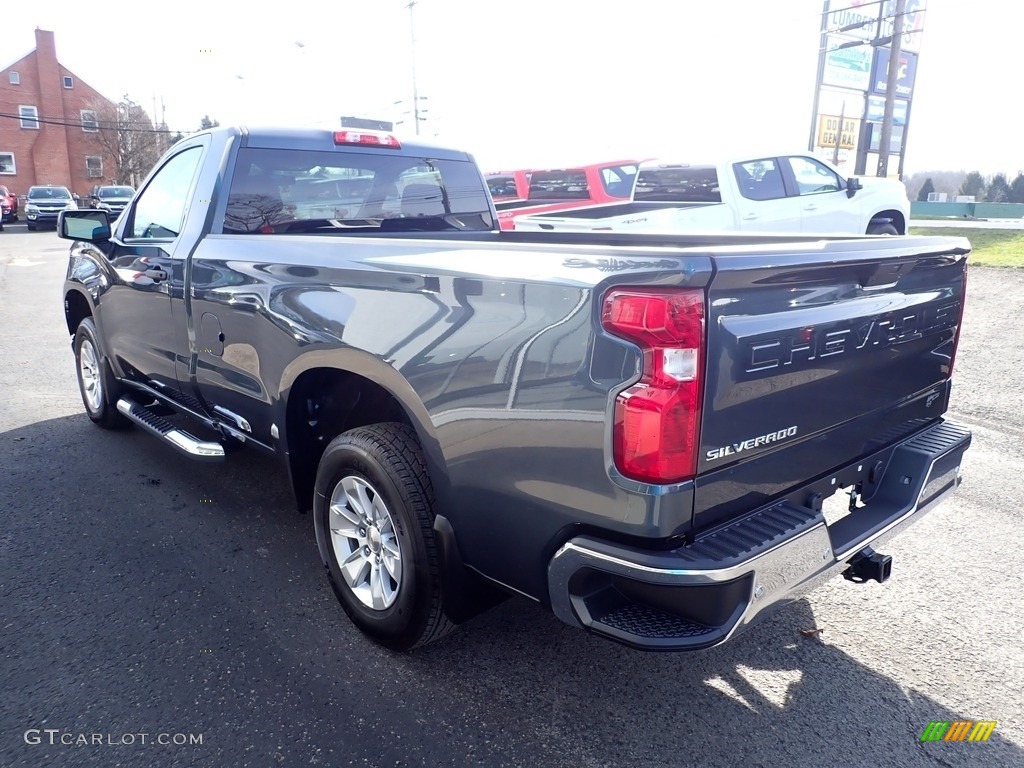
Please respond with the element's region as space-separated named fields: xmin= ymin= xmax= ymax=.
xmin=19 ymin=106 xmax=40 ymax=129
xmin=81 ymin=110 xmax=99 ymax=132
xmin=9 ymin=71 xmax=19 ymax=85
xmin=63 ymin=76 xmax=74 ymax=89
xmin=86 ymin=156 xmax=104 ymax=178
xmin=0 ymin=153 xmax=15 ymax=175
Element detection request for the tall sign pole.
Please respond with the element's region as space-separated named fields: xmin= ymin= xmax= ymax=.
xmin=876 ymin=0 xmax=906 ymax=176
xmin=808 ymin=1 xmax=830 ymax=152
xmin=407 ymin=0 xmax=422 ymax=135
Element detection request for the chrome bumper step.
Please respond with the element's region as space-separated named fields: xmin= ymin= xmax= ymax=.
xmin=548 ymin=419 xmax=972 ymax=651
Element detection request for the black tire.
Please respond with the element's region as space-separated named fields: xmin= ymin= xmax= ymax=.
xmin=26 ymin=221 xmax=35 ymax=231
xmin=867 ymin=222 xmax=900 ymax=235
xmin=74 ymin=317 xmax=128 ymax=429
xmin=314 ymin=422 xmax=456 ymax=651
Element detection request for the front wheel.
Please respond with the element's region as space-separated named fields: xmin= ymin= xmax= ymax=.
xmin=74 ymin=317 xmax=128 ymax=429
xmin=314 ymin=423 xmax=456 ymax=651
xmin=26 ymin=221 xmax=35 ymax=231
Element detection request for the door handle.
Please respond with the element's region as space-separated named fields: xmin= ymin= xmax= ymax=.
xmin=742 ymin=213 xmax=758 ymax=220
xmin=144 ymin=268 xmax=168 ymax=281
xmin=804 ymin=204 xmax=818 ymax=211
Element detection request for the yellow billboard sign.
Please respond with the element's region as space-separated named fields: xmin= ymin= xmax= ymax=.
xmin=817 ymin=115 xmax=859 ymax=151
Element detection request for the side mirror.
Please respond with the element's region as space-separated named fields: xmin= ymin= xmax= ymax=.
xmin=59 ymin=209 xmax=111 ymax=242
xmin=846 ymin=177 xmax=863 ymax=198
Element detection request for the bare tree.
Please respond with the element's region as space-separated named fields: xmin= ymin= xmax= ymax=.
xmin=86 ymin=95 xmax=168 ymax=188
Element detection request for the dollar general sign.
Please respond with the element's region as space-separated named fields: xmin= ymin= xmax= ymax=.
xmin=817 ymin=115 xmax=859 ymax=150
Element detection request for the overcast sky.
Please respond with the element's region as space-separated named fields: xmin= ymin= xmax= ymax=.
xmin=4 ymin=0 xmax=1021 ymax=176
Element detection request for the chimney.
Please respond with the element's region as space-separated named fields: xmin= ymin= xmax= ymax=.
xmin=35 ymin=29 xmax=57 ymax=60
xmin=31 ymin=28 xmax=73 ymax=187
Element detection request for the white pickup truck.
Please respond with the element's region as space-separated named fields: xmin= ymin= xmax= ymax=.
xmin=511 ymin=153 xmax=911 ymax=236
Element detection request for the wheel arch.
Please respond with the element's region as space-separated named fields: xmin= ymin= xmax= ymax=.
xmin=868 ymin=209 xmax=907 ymax=234
xmin=64 ymin=287 xmax=95 ymax=338
xmin=279 ymin=349 xmax=448 ymax=520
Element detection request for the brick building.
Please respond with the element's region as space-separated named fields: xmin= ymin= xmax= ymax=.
xmin=0 ymin=29 xmax=121 ymax=200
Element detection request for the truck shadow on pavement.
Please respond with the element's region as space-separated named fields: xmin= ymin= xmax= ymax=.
xmin=3 ymin=414 xmax=1019 ymax=768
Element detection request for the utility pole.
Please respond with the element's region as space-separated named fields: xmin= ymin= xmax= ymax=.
xmin=407 ymin=0 xmax=422 ymax=135
xmin=877 ymin=0 xmax=906 ymax=177
xmin=833 ymin=100 xmax=846 ymax=165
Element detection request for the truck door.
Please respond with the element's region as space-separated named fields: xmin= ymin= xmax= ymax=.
xmin=783 ymin=155 xmax=862 ymax=235
xmin=731 ymin=158 xmax=803 ymax=233
xmin=98 ymin=144 xmax=206 ymax=394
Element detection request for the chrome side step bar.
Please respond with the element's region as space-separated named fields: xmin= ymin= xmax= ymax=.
xmin=116 ymin=397 xmax=226 ymax=461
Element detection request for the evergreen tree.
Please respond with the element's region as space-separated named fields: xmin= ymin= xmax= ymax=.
xmin=985 ymin=173 xmax=1010 ymax=203
xmin=917 ymin=178 xmax=935 ymax=201
xmin=1007 ymin=172 xmax=1024 ymax=204
xmin=957 ymin=171 xmax=986 ymax=200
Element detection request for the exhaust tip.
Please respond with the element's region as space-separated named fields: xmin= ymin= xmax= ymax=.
xmin=842 ymin=546 xmax=892 ymax=584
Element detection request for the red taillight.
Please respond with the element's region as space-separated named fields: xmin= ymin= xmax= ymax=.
xmin=333 ymin=131 xmax=401 ymax=148
xmin=601 ymin=288 xmax=705 ymax=484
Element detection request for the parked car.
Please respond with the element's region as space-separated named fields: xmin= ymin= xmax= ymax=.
xmin=513 ymin=153 xmax=911 ymax=236
xmin=88 ymin=185 xmax=136 ymax=220
xmin=25 ymin=185 xmax=77 ymax=230
xmin=0 ymin=184 xmax=18 ymax=222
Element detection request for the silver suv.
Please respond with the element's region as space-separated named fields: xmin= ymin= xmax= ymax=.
xmin=25 ymin=185 xmax=77 ymax=231
xmin=88 ymin=185 xmax=136 ymax=220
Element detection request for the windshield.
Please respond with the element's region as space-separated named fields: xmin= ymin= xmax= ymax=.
xmin=28 ymin=187 xmax=72 ymax=200
xmin=99 ymin=187 xmax=134 ymax=198
xmin=632 ymin=166 xmax=721 ymax=203
xmin=222 ymin=148 xmax=494 ymax=234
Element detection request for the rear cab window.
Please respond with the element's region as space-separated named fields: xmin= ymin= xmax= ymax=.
xmin=486 ymin=175 xmax=520 ymax=199
xmin=633 ymin=166 xmax=721 ymax=202
xmin=527 ymin=170 xmax=590 ymax=201
xmin=221 ymin=148 xmax=494 ymax=234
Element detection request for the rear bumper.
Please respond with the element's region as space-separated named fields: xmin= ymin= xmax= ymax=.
xmin=547 ymin=420 xmax=971 ymax=651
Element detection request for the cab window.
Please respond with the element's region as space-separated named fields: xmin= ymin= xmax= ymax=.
xmin=733 ymin=159 xmax=787 ymax=201
xmin=786 ymin=156 xmax=842 ymax=195
xmin=130 ymin=147 xmax=204 ymax=239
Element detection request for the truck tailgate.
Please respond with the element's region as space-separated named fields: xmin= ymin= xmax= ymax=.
xmin=694 ymin=236 xmax=969 ymax=531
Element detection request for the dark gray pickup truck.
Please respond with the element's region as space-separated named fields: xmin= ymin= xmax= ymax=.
xmin=59 ymin=126 xmax=972 ymax=652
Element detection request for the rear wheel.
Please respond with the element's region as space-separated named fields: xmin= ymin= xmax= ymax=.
xmin=74 ymin=317 xmax=128 ymax=429
xmin=314 ymin=422 xmax=456 ymax=650
xmin=867 ymin=222 xmax=900 ymax=235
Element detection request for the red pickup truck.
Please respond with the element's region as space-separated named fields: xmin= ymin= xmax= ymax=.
xmin=489 ymin=160 xmax=640 ymax=230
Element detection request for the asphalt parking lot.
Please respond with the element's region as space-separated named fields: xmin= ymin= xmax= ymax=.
xmin=1 ymin=224 xmax=1022 ymax=768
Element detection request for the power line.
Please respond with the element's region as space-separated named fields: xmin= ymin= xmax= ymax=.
xmin=0 ymin=111 xmax=174 ymax=134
